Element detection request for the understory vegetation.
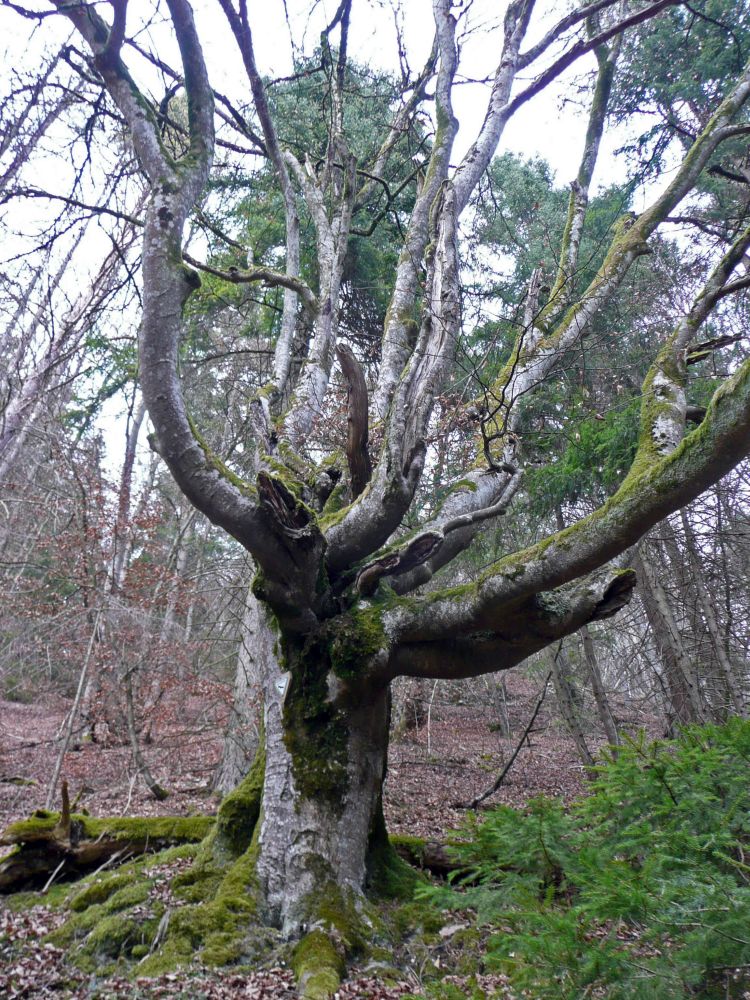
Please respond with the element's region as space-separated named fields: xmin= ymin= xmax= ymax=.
xmin=4 ymin=720 xmax=750 ymax=999
xmin=420 ymin=719 xmax=750 ymax=1000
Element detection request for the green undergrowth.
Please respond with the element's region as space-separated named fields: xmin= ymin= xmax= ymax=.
xmin=419 ymin=718 xmax=750 ymax=999
xmin=20 ymin=827 xmax=273 ymax=978
xmin=2 ymin=790 xmax=447 ymax=998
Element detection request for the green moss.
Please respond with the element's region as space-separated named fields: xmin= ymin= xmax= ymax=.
xmin=256 ymin=382 xmax=276 ymax=399
xmin=320 ymin=479 xmax=349 ymax=522
xmin=282 ymin=633 xmax=349 ymax=806
xmin=251 ymin=567 xmax=268 ymax=602
xmin=314 ymin=881 xmax=370 ymax=953
xmin=69 ymin=872 xmax=133 ymax=911
xmin=391 ymin=898 xmax=446 ymax=939
xmin=83 ymin=910 xmax=144 ymax=958
xmin=276 ymin=441 xmax=315 ymax=478
xmin=292 ymin=929 xmax=345 ymax=1000
xmin=187 ymin=414 xmax=256 ymax=497
xmin=50 ymin=881 xmax=152 ymax=950
xmin=2 ymin=810 xmax=209 ymax=846
xmin=367 ymin=808 xmax=422 ymax=901
xmin=214 ymin=738 xmax=265 ymax=859
xmin=450 ymin=478 xmax=478 ymax=493
xmin=4 ymin=876 xmax=72 ymax=913
xmin=262 ymin=456 xmax=306 ymax=499
xmin=259 ymin=468 xmax=319 ymax=528
xmin=137 ymin=821 xmax=262 ymax=976
xmin=2 ymin=813 xmax=60 ymax=841
xmin=133 ymin=914 xmax=195 ymax=976
xmin=201 ymin=930 xmax=243 ymax=966
xmin=328 ymin=608 xmax=386 ymax=680
xmin=390 ymin=834 xmax=430 ymax=868
xmin=83 ymin=814 xmax=213 ymax=844
xmin=171 ymin=862 xmax=222 ymax=904
xmin=320 ymin=497 xmax=355 ymax=532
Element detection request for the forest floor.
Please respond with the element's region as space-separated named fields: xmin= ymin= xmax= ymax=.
xmin=0 ymin=671 xmax=651 ymax=998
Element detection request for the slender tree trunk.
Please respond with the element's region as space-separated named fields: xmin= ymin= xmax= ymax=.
xmin=390 ymin=676 xmax=429 ymax=733
xmin=111 ymin=397 xmax=146 ymax=593
xmin=580 ymin=625 xmax=620 ymax=747
xmin=678 ymin=509 xmax=745 ymax=716
xmin=549 ymin=642 xmax=594 ymax=766
xmin=214 ymin=586 xmax=268 ymax=794
xmin=123 ymin=666 xmax=169 ymax=800
xmin=159 ymin=532 xmax=190 ymax=645
xmin=635 ymin=547 xmax=708 ymax=727
xmin=46 ymin=610 xmax=101 ymax=808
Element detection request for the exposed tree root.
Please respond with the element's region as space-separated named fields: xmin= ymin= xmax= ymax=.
xmin=0 ymin=764 xmax=449 ymax=997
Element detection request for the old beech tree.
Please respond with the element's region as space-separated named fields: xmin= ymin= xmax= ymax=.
xmin=10 ymin=0 xmax=750 ymax=986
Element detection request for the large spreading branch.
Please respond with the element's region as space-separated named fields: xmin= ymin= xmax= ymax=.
xmin=377 ymin=250 xmax=750 ymax=674
xmin=325 ymin=0 xmax=687 ymax=578
xmin=324 ymin=0 xmax=460 ymax=572
xmin=478 ymin=57 xmax=750 ymax=472
xmin=279 ymin=149 xmax=356 ymax=449
xmin=540 ymin=24 xmax=622 ymax=322
xmin=35 ymin=0 xmax=750 ymax=667
xmin=370 ymin=0 xmax=462 ymax=422
xmin=371 ymin=26 xmax=624 ymax=591
xmin=50 ymin=0 xmax=327 ymax=631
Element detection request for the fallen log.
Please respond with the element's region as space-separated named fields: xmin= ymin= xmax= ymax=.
xmin=391 ymin=835 xmax=458 ymax=877
xmin=0 ymin=789 xmax=214 ymax=893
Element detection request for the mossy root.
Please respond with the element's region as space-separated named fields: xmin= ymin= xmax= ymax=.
xmin=292 ymin=928 xmax=345 ymax=1000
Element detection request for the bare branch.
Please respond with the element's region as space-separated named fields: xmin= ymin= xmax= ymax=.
xmin=218 ymin=0 xmax=302 ymax=398
xmin=504 ymin=1 xmax=683 ymax=124
xmin=183 ymin=257 xmax=318 ymax=317
xmin=336 ymin=344 xmax=372 ymax=500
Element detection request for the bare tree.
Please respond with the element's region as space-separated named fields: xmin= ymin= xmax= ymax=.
xmin=9 ymin=0 xmax=750 ymax=985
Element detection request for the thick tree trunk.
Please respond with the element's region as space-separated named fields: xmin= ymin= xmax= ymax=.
xmin=254 ymin=611 xmax=390 ymax=935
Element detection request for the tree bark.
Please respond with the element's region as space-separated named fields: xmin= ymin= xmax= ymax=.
xmin=678 ymin=509 xmax=745 ymax=716
xmin=580 ymin=625 xmax=620 ymax=747
xmin=549 ymin=642 xmax=594 ymax=766
xmin=635 ymin=546 xmax=708 ymax=727
xmin=254 ymin=612 xmax=390 ymax=935
xmin=214 ymin=586 xmax=268 ymax=795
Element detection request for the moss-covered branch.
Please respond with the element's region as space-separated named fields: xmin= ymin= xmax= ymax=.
xmin=383 ymin=346 xmax=750 ymax=654
xmin=0 ymin=811 xmax=213 ymax=892
xmin=480 ymin=56 xmax=750 ymax=466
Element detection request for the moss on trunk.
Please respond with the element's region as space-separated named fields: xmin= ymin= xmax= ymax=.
xmin=1 ymin=714 xmax=440 ymax=998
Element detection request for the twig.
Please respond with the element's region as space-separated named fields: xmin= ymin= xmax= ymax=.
xmin=45 ymin=610 xmax=101 ymax=810
xmin=41 ymin=859 xmax=66 ymax=895
xmin=461 ymin=672 xmax=552 ymax=809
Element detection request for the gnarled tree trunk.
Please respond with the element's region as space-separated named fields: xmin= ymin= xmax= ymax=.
xmin=256 ymin=613 xmax=390 ymax=933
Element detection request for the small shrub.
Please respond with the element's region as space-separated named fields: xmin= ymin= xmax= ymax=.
xmin=420 ymin=720 xmax=750 ymax=999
